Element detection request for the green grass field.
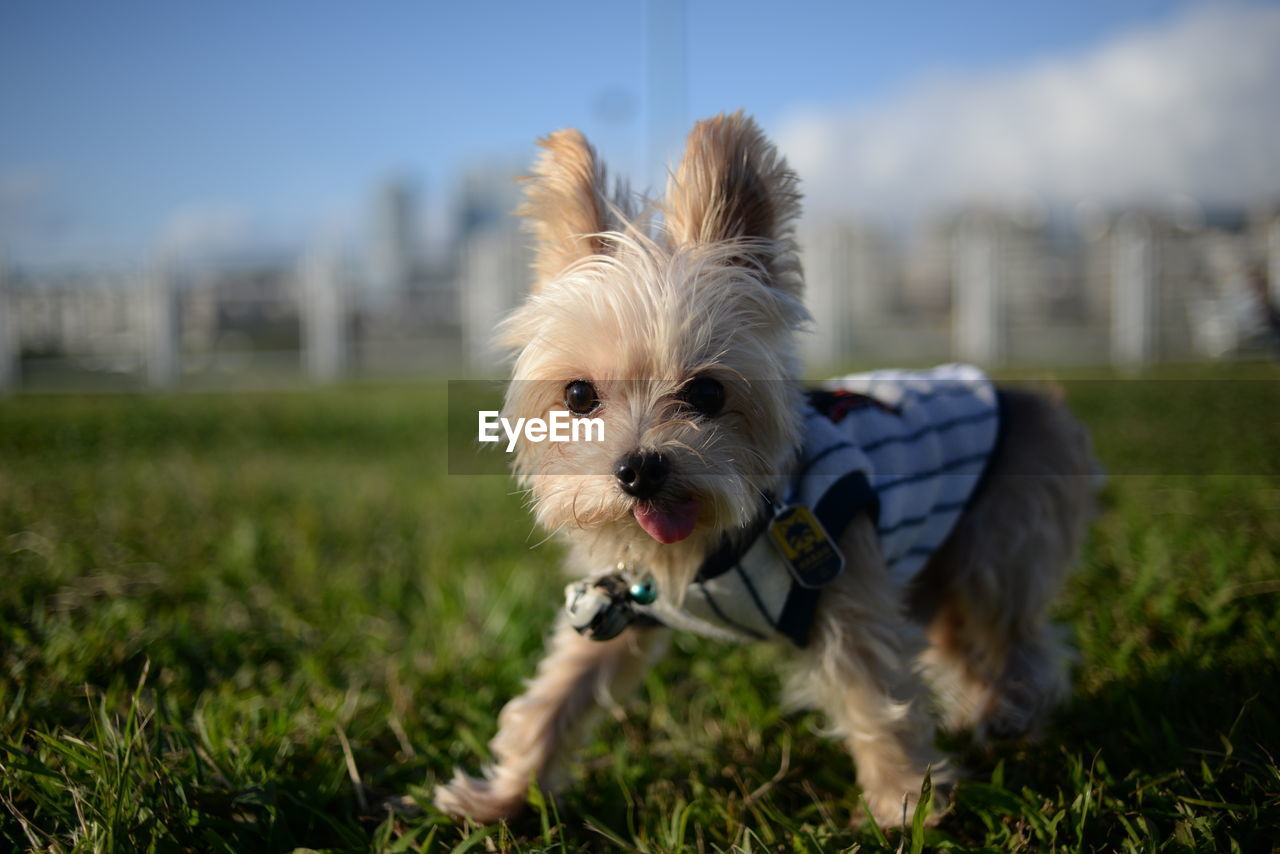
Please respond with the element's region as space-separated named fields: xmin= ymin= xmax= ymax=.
xmin=2 ymin=367 xmax=1278 ymax=853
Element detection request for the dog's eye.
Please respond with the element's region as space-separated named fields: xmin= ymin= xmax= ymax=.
xmin=564 ymin=380 xmax=600 ymax=415
xmin=678 ymin=375 xmax=725 ymax=417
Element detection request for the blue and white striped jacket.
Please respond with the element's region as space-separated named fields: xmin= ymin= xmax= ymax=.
xmin=637 ymin=364 xmax=1001 ymax=646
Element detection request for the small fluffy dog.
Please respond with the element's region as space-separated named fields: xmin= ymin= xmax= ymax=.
xmin=436 ymin=112 xmax=1095 ymax=829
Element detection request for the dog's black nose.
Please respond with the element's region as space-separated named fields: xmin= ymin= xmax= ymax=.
xmin=615 ymin=451 xmax=669 ymax=499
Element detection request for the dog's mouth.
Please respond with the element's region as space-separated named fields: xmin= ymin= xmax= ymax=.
xmin=632 ymin=499 xmax=700 ymax=544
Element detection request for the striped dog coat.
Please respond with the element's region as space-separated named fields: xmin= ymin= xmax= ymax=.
xmin=635 ymin=364 xmax=1001 ymax=646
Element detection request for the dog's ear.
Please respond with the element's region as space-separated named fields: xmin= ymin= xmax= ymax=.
xmin=663 ymin=111 xmax=802 ymax=294
xmin=519 ymin=129 xmax=618 ymax=290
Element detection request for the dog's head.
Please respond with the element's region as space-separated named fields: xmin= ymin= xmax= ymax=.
xmin=500 ymin=113 xmax=809 ymax=578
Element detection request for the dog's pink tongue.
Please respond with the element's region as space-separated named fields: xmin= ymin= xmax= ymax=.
xmin=633 ymin=500 xmax=700 ymax=544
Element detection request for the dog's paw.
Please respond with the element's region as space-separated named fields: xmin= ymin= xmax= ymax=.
xmin=382 ymin=793 xmax=424 ymax=817
xmin=434 ymin=769 xmax=527 ymax=824
xmin=856 ymin=768 xmax=954 ymax=832
xmin=974 ymin=667 xmax=1067 ymax=744
xmin=856 ymin=790 xmax=933 ymax=832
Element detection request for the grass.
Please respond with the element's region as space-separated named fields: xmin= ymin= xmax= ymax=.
xmin=1 ymin=366 xmax=1278 ymax=852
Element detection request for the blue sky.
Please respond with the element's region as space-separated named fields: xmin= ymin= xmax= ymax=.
xmin=2 ymin=0 xmax=1275 ymax=269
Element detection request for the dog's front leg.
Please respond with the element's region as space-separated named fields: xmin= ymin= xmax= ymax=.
xmin=435 ymin=618 xmax=667 ymax=823
xmin=788 ymin=517 xmax=952 ymax=830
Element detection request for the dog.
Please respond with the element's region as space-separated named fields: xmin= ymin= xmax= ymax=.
xmin=434 ymin=111 xmax=1096 ymax=829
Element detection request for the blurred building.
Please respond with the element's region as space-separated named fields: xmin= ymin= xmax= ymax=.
xmin=792 ymin=201 xmax=1280 ymax=371
xmin=454 ymin=163 xmax=532 ymax=373
xmin=799 ymin=218 xmax=896 ymax=370
xmin=8 ymin=271 xmax=143 ymax=379
xmin=365 ymin=178 xmax=418 ymax=310
xmin=3 ymin=195 xmax=1276 ymax=391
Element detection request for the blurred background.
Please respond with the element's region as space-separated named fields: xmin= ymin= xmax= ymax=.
xmin=2 ymin=0 xmax=1278 ymax=392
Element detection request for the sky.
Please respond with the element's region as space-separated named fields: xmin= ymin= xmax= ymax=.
xmin=1 ymin=0 xmax=1278 ymax=270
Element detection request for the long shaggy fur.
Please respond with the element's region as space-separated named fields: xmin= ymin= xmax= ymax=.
xmin=434 ymin=112 xmax=1096 ymax=830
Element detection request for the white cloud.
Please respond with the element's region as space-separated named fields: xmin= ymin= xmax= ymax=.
xmin=777 ymin=4 xmax=1280 ymax=223
xmin=157 ymin=204 xmax=254 ymax=260
xmin=155 ymin=202 xmax=362 ymax=267
xmin=156 ymin=204 xmax=317 ymax=265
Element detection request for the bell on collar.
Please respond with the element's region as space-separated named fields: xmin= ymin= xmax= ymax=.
xmin=628 ymin=573 xmax=658 ymax=605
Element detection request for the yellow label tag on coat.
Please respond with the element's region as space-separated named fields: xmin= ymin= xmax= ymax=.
xmin=767 ymin=504 xmax=845 ymax=589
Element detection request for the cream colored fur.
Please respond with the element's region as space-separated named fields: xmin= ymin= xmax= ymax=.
xmin=434 ymin=111 xmax=1095 ymax=830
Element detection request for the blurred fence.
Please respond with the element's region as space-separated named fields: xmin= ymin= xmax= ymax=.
xmin=1 ymin=206 xmax=1277 ymax=394
xmin=798 ymin=207 xmax=1279 ymax=371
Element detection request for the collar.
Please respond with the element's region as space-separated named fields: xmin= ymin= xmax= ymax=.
xmin=688 ymin=436 xmax=881 ymax=647
xmin=695 ymin=493 xmax=777 ymax=583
